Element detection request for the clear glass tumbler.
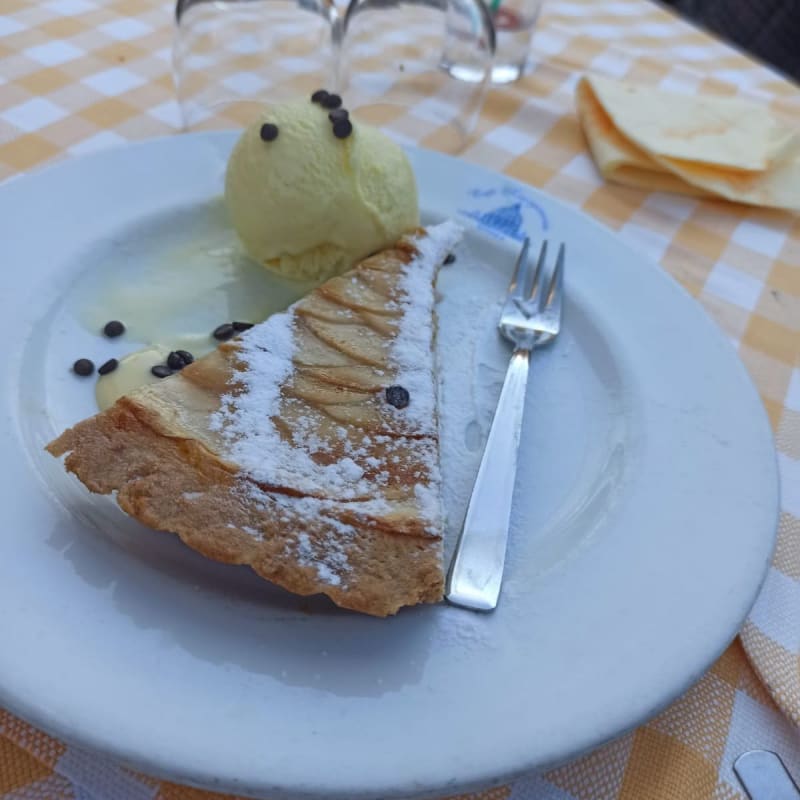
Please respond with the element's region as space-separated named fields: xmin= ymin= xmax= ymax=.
xmin=173 ymin=0 xmax=494 ymax=151
xmin=341 ymin=0 xmax=494 ymax=150
xmin=173 ymin=0 xmax=337 ymax=131
xmin=487 ymin=0 xmax=543 ymax=83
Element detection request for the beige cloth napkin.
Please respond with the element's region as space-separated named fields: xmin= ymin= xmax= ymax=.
xmin=576 ymin=74 xmax=800 ymax=209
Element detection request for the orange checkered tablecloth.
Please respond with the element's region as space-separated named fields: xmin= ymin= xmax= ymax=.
xmin=2 ymin=0 xmax=800 ymax=798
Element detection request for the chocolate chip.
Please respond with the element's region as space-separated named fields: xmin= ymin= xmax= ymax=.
xmin=103 ymin=320 xmax=125 ymax=337
xmin=167 ymin=351 xmax=187 ymax=370
xmin=385 ymin=385 xmax=410 ymax=409
xmin=98 ymin=358 xmax=118 ymax=376
xmin=165 ymin=350 xmax=195 ymax=369
xmin=259 ymin=123 xmax=279 ymax=142
xmin=322 ymin=93 xmax=342 ymax=109
xmin=444 ymin=253 xmax=456 ymax=265
xmin=232 ymin=321 xmax=254 ymax=332
xmin=332 ymin=118 xmax=353 ymax=139
xmin=72 ymin=358 xmax=94 ymax=376
xmin=212 ymin=323 xmax=235 ymax=341
xmin=151 ymin=364 xmax=172 ymax=378
xmin=311 ymin=89 xmax=329 ymax=104
xmin=328 ymin=108 xmax=349 ymax=123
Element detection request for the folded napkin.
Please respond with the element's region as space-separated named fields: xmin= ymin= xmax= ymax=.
xmin=576 ymin=74 xmax=800 ymax=210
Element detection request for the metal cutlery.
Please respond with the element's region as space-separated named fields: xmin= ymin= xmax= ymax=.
xmin=735 ymin=750 xmax=800 ymax=800
xmin=446 ymin=237 xmax=565 ymax=611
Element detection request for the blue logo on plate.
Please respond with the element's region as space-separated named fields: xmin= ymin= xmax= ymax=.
xmin=459 ymin=185 xmax=549 ymax=241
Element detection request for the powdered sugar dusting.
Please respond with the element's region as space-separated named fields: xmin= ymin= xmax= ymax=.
xmin=390 ymin=220 xmax=463 ymax=432
xmin=248 ymin=487 xmax=392 ymax=588
xmin=226 ymin=522 xmax=262 ymax=540
xmin=209 ymin=222 xmax=462 ymax=586
xmin=391 ymin=221 xmax=463 ymax=533
xmin=414 ymin=482 xmax=440 ymax=524
xmin=209 ymin=310 xmax=294 ymax=439
xmin=210 ymin=312 xmax=372 ymax=499
xmin=296 ymin=532 xmax=343 ymax=587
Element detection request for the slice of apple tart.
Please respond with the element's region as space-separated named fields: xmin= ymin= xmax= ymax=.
xmin=48 ymin=221 xmax=462 ymax=616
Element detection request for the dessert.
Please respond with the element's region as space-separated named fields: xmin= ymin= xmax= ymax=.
xmin=576 ymin=75 xmax=800 ymax=209
xmin=225 ymin=98 xmax=419 ymax=281
xmin=48 ymin=222 xmax=462 ymax=616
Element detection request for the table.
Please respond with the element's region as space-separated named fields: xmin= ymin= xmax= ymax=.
xmin=1 ymin=1 xmax=799 ymax=798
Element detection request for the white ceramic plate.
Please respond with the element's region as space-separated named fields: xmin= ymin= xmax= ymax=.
xmin=0 ymin=134 xmax=778 ymax=799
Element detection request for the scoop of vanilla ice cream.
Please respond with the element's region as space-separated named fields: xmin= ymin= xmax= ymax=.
xmin=225 ymin=100 xmax=419 ymax=281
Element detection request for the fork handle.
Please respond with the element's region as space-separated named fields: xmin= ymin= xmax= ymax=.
xmin=446 ymin=347 xmax=530 ymax=611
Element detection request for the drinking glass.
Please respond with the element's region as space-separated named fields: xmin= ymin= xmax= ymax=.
xmin=488 ymin=0 xmax=543 ymax=83
xmin=341 ymin=0 xmax=495 ymax=150
xmin=173 ymin=0 xmax=495 ymax=151
xmin=173 ymin=0 xmax=337 ymax=131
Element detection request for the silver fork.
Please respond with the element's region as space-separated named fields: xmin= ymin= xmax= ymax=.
xmin=446 ymin=237 xmax=565 ymax=611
